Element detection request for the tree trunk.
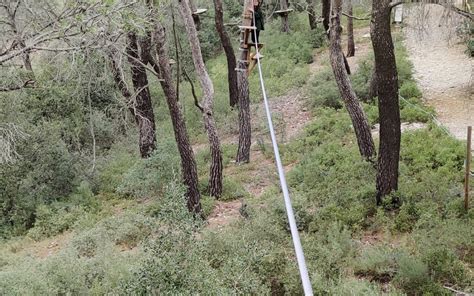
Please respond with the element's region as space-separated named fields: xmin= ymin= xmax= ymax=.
xmin=371 ymin=0 xmax=401 ymax=204
xmin=213 ymin=0 xmax=239 ymax=107
xmin=236 ymin=0 xmax=253 ymax=163
xmin=368 ymin=67 xmax=378 ymax=100
xmin=280 ymin=0 xmax=290 ymax=33
xmin=329 ymin=0 xmax=376 ymax=161
xmin=126 ymin=32 xmax=157 ymax=158
xmin=178 ymin=0 xmax=223 ymax=198
xmin=153 ymin=22 xmax=202 ymax=214
xmin=188 ymin=0 xmax=201 ymax=31
xmin=346 ymin=0 xmax=355 ymax=57
xmin=322 ymin=0 xmax=352 ymax=74
xmin=307 ymin=0 xmax=317 ymax=30
xmin=322 ymin=0 xmax=331 ymax=35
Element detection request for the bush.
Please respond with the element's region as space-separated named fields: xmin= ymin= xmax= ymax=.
xmin=199 ymin=176 xmax=250 ymax=201
xmin=399 ymin=81 xmax=422 ymax=99
xmin=117 ymin=139 xmax=181 ymax=198
xmin=423 ymin=248 xmax=471 ymax=287
xmin=0 ymin=122 xmax=79 ymax=237
xmin=27 ymin=204 xmax=86 ymax=240
xmin=309 ymin=69 xmax=342 ymax=109
xmin=353 ymin=246 xmax=397 ymax=283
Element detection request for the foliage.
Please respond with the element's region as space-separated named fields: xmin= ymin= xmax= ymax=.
xmin=117 ymin=139 xmax=181 ymax=198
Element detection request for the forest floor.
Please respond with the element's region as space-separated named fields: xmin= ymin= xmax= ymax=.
xmin=207 ymin=27 xmax=374 ymax=229
xmin=403 ymin=4 xmax=473 ymax=140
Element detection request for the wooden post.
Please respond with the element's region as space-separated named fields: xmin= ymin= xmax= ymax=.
xmin=465 ymin=126 xmax=472 ymax=211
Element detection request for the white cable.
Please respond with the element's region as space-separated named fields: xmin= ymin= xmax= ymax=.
xmin=251 ymin=12 xmax=314 ymax=296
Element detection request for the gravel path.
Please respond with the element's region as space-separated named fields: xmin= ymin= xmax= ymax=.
xmin=403 ymin=4 xmax=473 ymax=140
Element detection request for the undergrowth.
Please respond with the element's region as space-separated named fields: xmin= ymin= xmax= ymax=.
xmin=1 ymin=10 xmax=472 ymax=296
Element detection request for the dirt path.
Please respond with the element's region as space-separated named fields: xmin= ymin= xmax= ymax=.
xmin=403 ymin=4 xmax=473 ymax=140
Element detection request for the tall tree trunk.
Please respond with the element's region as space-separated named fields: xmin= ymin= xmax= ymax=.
xmin=236 ymin=0 xmax=253 ymax=163
xmin=307 ymin=0 xmax=317 ymax=30
xmin=322 ymin=0 xmax=331 ymax=35
xmin=213 ymin=0 xmax=239 ymax=107
xmin=371 ymin=0 xmax=401 ymax=204
xmin=322 ymin=0 xmax=352 ymax=74
xmin=368 ymin=68 xmax=378 ymax=100
xmin=188 ymin=0 xmax=201 ymax=31
xmin=127 ymin=32 xmax=157 ymax=158
xmin=178 ymin=0 xmax=223 ymax=198
xmin=329 ymin=0 xmax=376 ymax=161
xmin=346 ymin=0 xmax=355 ymax=57
xmin=280 ymin=0 xmax=290 ymax=33
xmin=153 ymin=22 xmax=202 ymax=213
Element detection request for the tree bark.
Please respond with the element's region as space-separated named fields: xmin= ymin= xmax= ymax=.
xmin=307 ymin=0 xmax=317 ymax=30
xmin=153 ymin=22 xmax=202 ymax=214
xmin=280 ymin=0 xmax=290 ymax=33
xmin=178 ymin=0 xmax=223 ymax=198
xmin=368 ymin=67 xmax=378 ymax=100
xmin=322 ymin=0 xmax=331 ymax=35
xmin=213 ymin=0 xmax=239 ymax=107
xmin=236 ymin=0 xmax=253 ymax=163
xmin=346 ymin=0 xmax=355 ymax=57
xmin=126 ymin=32 xmax=157 ymax=158
xmin=329 ymin=0 xmax=376 ymax=161
xmin=188 ymin=0 xmax=201 ymax=31
xmin=322 ymin=0 xmax=352 ymax=74
xmin=371 ymin=0 xmax=401 ymax=204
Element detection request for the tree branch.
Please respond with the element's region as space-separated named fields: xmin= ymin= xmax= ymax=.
xmin=0 ymin=79 xmax=35 ymax=92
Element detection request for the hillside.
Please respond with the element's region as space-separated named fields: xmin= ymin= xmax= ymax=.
xmin=0 ymin=2 xmax=473 ymax=295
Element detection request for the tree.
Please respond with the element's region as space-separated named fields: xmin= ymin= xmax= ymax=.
xmin=307 ymin=0 xmax=317 ymax=30
xmin=152 ymin=21 xmax=202 ymax=213
xmin=177 ymin=0 xmax=223 ymax=198
xmin=346 ymin=0 xmax=355 ymax=57
xmin=279 ymin=0 xmax=290 ymax=33
xmin=107 ymin=32 xmax=158 ymax=159
xmin=371 ymin=0 xmax=401 ymax=204
xmin=0 ymin=1 xmax=33 ymax=74
xmin=329 ymin=0 xmax=376 ymax=161
xmin=235 ymin=0 xmax=253 ymax=163
xmin=322 ymin=0 xmax=351 ymax=74
xmin=125 ymin=32 xmax=157 ymax=158
xmin=213 ymin=0 xmax=239 ymax=107
xmin=188 ymin=0 xmax=201 ymax=31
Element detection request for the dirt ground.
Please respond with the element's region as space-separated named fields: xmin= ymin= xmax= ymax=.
xmin=403 ymin=4 xmax=473 ymax=140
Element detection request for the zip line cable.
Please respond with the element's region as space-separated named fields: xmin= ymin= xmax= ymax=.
xmin=251 ymin=11 xmax=314 ymax=296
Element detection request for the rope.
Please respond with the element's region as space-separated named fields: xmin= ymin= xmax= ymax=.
xmin=251 ymin=11 xmax=314 ymax=296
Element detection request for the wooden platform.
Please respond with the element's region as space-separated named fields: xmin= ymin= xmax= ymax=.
xmin=193 ymin=8 xmax=207 ymax=15
xmin=238 ymin=25 xmax=257 ymax=30
xmin=275 ymin=9 xmax=294 ymax=14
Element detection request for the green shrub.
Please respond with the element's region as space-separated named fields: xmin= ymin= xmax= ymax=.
xmin=27 ymin=204 xmax=86 ymax=240
xmin=199 ymin=176 xmax=250 ymax=201
xmin=423 ymin=248 xmax=471 ymax=287
xmin=393 ymin=202 xmax=419 ymax=232
xmin=399 ymin=81 xmax=422 ymax=99
xmin=353 ymin=246 xmax=397 ymax=283
xmin=394 ymin=254 xmax=435 ymax=295
xmin=117 ymin=139 xmax=180 ymax=198
xmin=309 ymin=69 xmax=342 ymax=109
xmin=200 ymin=196 xmax=216 ymax=218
